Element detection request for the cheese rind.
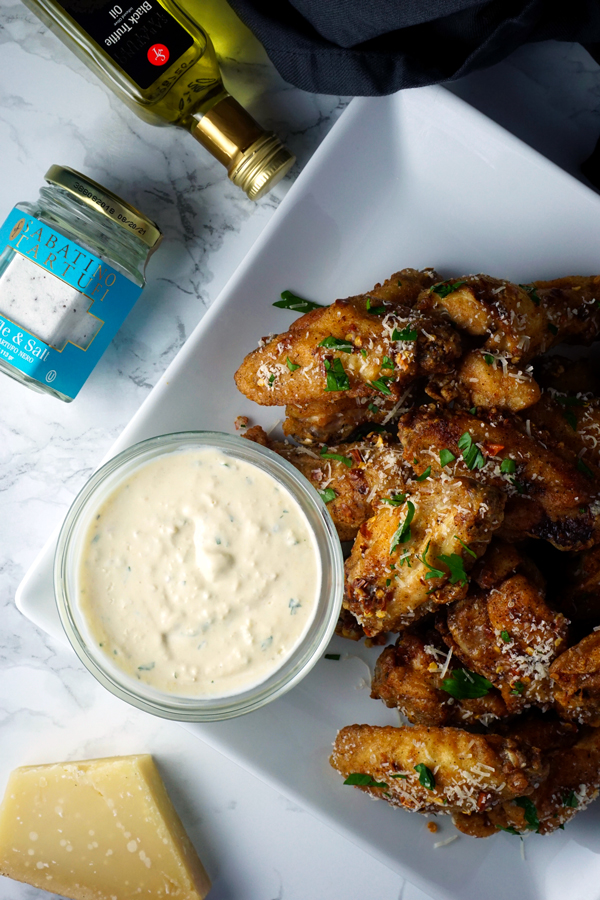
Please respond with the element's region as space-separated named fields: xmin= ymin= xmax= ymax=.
xmin=0 ymin=754 xmax=211 ymax=899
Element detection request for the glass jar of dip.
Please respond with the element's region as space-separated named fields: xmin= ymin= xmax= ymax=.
xmin=0 ymin=165 xmax=162 ymax=402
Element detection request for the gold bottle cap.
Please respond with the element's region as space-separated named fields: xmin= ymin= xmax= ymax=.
xmin=229 ymin=133 xmax=295 ymax=201
xmin=192 ymin=95 xmax=295 ymax=201
xmin=44 ymin=165 xmax=162 ymax=250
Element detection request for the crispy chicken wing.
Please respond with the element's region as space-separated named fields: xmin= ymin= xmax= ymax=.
xmin=452 ymin=716 xmax=584 ymax=837
xmin=243 ymin=425 xmax=409 ymax=541
xmin=344 ymin=476 xmax=505 ymax=636
xmin=438 ymin=573 xmax=569 ymax=713
xmin=427 ymin=349 xmax=541 ymax=414
xmin=490 ymin=727 xmax=600 ymax=835
xmin=235 ymin=270 xmax=460 ymax=444
xmin=330 ymin=724 xmax=546 ymax=816
xmin=235 ymin=300 xmax=460 ymax=406
xmin=371 ymin=630 xmax=509 ymax=726
xmin=399 ymin=406 xmax=596 ymax=550
xmin=550 ymin=632 xmax=600 ymax=726
xmin=466 ymin=719 xmax=600 ymax=836
xmin=417 ymin=274 xmax=600 ymax=363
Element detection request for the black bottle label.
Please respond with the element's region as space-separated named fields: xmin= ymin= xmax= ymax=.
xmin=56 ymin=0 xmax=194 ymax=89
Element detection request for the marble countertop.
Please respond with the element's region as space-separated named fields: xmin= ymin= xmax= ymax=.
xmin=1 ymin=0 xmax=600 ymax=896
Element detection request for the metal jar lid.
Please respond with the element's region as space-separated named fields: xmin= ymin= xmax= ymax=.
xmin=45 ymin=165 xmax=162 ymax=250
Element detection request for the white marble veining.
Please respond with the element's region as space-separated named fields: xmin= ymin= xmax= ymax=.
xmin=0 ymin=0 xmax=599 ymax=896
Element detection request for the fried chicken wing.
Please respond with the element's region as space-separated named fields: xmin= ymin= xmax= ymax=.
xmin=428 ymin=349 xmax=541 ymax=413
xmin=452 ymin=716 xmax=583 ymax=837
xmin=483 ymin=720 xmax=600 ymax=835
xmin=438 ymin=573 xmax=569 ymax=713
xmin=367 ymin=267 xmax=440 ymax=308
xmin=417 ymin=274 xmax=600 ymax=363
xmin=550 ymin=632 xmax=600 ymax=726
xmin=491 ymin=730 xmax=600 ymax=835
xmin=235 ymin=299 xmax=461 ymax=409
xmin=243 ymin=425 xmax=408 ymax=541
xmin=330 ymin=724 xmax=546 ymax=816
xmin=399 ymin=406 xmax=595 ymax=550
xmin=344 ymin=476 xmax=505 ymax=636
xmin=371 ymin=631 xmax=509 ymax=726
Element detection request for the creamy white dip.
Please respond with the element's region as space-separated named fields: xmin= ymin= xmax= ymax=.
xmin=78 ymin=447 xmax=320 ymax=698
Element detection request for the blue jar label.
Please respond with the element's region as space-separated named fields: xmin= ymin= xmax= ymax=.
xmin=0 ymin=207 xmax=143 ymax=399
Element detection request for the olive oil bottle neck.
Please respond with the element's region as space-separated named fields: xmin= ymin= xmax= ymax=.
xmin=191 ymin=94 xmax=295 ymax=201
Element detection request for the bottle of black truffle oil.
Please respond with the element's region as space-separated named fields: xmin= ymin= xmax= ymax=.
xmin=23 ymin=0 xmax=295 ymax=199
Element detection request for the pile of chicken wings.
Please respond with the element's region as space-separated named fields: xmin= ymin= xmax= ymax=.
xmin=235 ymin=267 xmax=600 ymax=838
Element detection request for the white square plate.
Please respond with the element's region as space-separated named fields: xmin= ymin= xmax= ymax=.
xmin=17 ymin=85 xmax=600 ymax=900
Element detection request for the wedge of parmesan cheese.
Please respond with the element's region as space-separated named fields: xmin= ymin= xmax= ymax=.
xmin=0 ymin=754 xmax=211 ymax=899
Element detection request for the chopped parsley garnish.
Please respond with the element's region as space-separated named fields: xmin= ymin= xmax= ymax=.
xmin=368 ymin=402 xmax=380 ymax=414
xmin=519 ymin=284 xmax=541 ymax=306
xmin=440 ymin=448 xmax=456 ymax=467
xmin=510 ymin=681 xmax=525 ymax=696
xmin=497 ymin=825 xmax=521 ymax=836
xmin=361 ymin=348 xmax=367 ymax=358
xmin=286 ymin=357 xmax=300 ymax=371
xmin=514 ymin=797 xmax=540 ymax=832
xmin=381 ymin=355 xmax=395 ymax=370
xmin=414 ymin=763 xmax=436 ymax=790
xmin=500 ymin=458 xmax=516 ymax=474
xmin=390 ymin=773 xmax=408 ymax=779
xmin=318 ymin=488 xmax=337 ymax=504
xmin=484 ymin=354 xmax=495 ymax=366
xmin=366 ymin=297 xmax=387 ymax=315
xmin=469 ymin=407 xmax=477 ymax=415
xmin=510 ymin=478 xmax=526 ymax=494
xmin=418 ymin=541 xmax=445 ymax=580
xmin=268 ymin=373 xmax=275 ymax=386
xmin=441 ymin=668 xmax=493 ymax=699
xmin=416 ymin=466 xmax=431 ymax=481
xmin=343 ymin=773 xmax=388 ymax=788
xmin=563 ymin=790 xmax=578 ymax=808
xmin=392 ymin=325 xmax=418 ymax=342
xmin=501 ymin=630 xmax=511 ymax=643
xmin=324 ymin=653 xmax=340 ymax=660
xmin=578 ymin=458 xmax=594 ymax=479
xmin=320 ymin=446 xmax=353 ymax=468
xmin=319 ymin=336 xmax=354 ymax=352
xmin=370 ymin=378 xmax=393 ymax=395
xmin=381 ymin=493 xmax=407 ymax=507
xmin=548 ymin=323 xmax=559 ymax=335
xmin=454 ymin=536 xmax=477 ymax=558
xmin=439 ymin=553 xmax=470 ymax=585
xmin=390 ymin=501 xmax=416 ymax=552
xmin=432 ymin=280 xmax=466 ymax=298
xmin=458 ymin=431 xmax=486 ymax=470
xmin=555 ymin=395 xmax=585 ymax=407
xmin=564 ymin=409 xmax=578 ymax=430
xmin=274 ymin=290 xmax=324 ymax=312
xmin=324 ymin=357 xmax=350 ymax=392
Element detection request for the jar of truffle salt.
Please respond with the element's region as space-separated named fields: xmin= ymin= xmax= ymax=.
xmin=0 ymin=166 xmax=162 ymax=401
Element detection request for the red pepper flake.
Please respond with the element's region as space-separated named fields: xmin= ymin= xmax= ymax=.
xmin=484 ymin=443 xmax=505 ymax=457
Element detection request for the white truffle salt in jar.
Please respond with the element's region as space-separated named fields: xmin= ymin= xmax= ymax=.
xmin=0 ymin=165 xmax=162 ymax=401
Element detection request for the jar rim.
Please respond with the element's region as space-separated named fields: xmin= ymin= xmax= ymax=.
xmin=45 ymin=165 xmax=162 ymax=250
